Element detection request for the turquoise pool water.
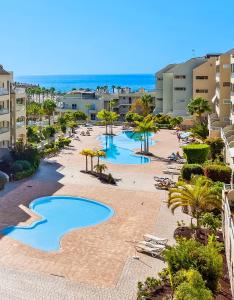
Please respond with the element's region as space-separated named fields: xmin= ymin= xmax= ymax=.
xmin=2 ymin=196 xmax=114 ymax=252
xmin=99 ymin=131 xmax=155 ymax=164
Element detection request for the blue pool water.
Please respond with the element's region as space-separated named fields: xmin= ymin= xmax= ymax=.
xmin=99 ymin=131 xmax=155 ymax=164
xmin=2 ymin=196 xmax=114 ymax=252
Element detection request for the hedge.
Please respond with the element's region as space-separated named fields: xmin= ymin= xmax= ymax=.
xmin=11 ymin=160 xmax=31 ymax=173
xmin=0 ymin=172 xmax=8 ymax=190
xmin=203 ymin=164 xmax=232 ymax=183
xmin=182 ymin=144 xmax=210 ymax=164
xmin=14 ymin=167 xmax=35 ymax=180
xmin=181 ymin=164 xmax=204 ymax=181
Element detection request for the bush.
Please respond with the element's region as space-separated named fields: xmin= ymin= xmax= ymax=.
xmin=0 ymin=172 xmax=8 ymax=190
xmin=164 ymin=238 xmax=223 ymax=292
xmin=203 ymin=163 xmax=232 ymax=183
xmin=181 ymin=164 xmax=204 ymax=180
xmin=11 ymin=160 xmax=32 ymax=173
xmin=11 ymin=142 xmax=40 ymax=168
xmin=205 ymin=137 xmax=224 ymax=161
xmin=190 ymin=123 xmax=209 ymax=140
xmin=14 ymin=167 xmax=35 ymax=180
xmin=182 ymin=144 xmax=210 ymax=164
xmin=42 ymin=125 xmax=56 ymax=139
xmin=174 ymin=269 xmax=213 ymax=300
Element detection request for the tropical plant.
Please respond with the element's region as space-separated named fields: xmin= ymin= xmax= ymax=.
xmin=141 ymin=94 xmax=154 ymax=116
xmin=134 ymin=118 xmax=159 ymax=154
xmin=187 ymin=97 xmax=211 ymax=122
xmin=137 ymin=277 xmax=162 ymax=300
xmin=94 ymin=163 xmax=107 ymax=175
xmin=164 ymin=237 xmax=223 ymax=292
xmin=97 ymin=109 xmax=119 ymax=135
xmin=80 ymin=149 xmax=91 ymax=172
xmin=174 ymin=269 xmax=213 ymax=300
xmin=130 ymin=98 xmax=145 ymax=115
xmin=95 ymin=150 xmax=106 ymax=165
xmin=27 ymin=126 xmax=42 ymax=143
xmin=125 ymin=112 xmax=143 ymax=123
xmin=205 ymin=137 xmax=225 ymax=161
xmin=170 ymin=116 xmax=183 ymax=128
xmin=109 ymin=111 xmax=119 ymax=134
xmin=168 ymin=176 xmax=222 ymax=226
xmin=42 ymin=99 xmax=56 ymax=125
xmin=26 ymin=101 xmax=43 ymax=122
xmin=182 ymin=144 xmax=210 ymax=164
xmin=190 ymin=122 xmax=209 ymax=140
xmin=199 ymin=212 xmax=222 ymax=233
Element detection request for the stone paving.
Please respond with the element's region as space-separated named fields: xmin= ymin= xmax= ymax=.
xmin=0 ymin=127 xmax=188 ymax=299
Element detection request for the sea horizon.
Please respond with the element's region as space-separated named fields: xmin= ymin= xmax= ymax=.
xmin=15 ymin=74 xmax=156 ymax=93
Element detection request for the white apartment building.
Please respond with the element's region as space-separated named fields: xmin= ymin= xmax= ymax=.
xmin=0 ymin=65 xmax=26 ymax=154
xmin=154 ymin=58 xmax=206 ymax=116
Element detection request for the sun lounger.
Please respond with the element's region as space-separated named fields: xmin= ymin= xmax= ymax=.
xmin=143 ymin=234 xmax=168 ymax=245
xmin=135 ymin=243 xmax=164 ymax=257
xmin=137 ymin=240 xmax=165 ymax=249
xmin=163 ymin=170 xmax=180 ymax=175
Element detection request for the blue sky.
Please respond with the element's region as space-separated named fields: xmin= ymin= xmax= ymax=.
xmin=2 ymin=0 xmax=234 ymax=75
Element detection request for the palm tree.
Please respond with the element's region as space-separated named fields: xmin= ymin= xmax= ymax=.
xmin=168 ymin=176 xmax=222 ymax=227
xmin=109 ymin=111 xmax=119 ymax=135
xmin=94 ymin=163 xmax=107 ymax=175
xmin=134 ymin=118 xmax=159 ymax=153
xmin=111 ymin=85 xmax=116 ymax=93
xmin=88 ymin=150 xmax=96 ymax=172
xmin=50 ymin=87 xmax=56 ymax=99
xmin=141 ymin=94 xmax=154 ymax=116
xmin=80 ymin=149 xmax=91 ymax=172
xmin=42 ymin=99 xmax=57 ymax=125
xmin=187 ymin=97 xmax=211 ymax=122
xmin=97 ymin=109 xmax=111 ymax=135
xmin=95 ymin=150 xmax=106 ymax=165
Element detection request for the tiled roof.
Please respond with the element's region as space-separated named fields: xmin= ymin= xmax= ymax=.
xmin=0 ymin=65 xmax=10 ymax=75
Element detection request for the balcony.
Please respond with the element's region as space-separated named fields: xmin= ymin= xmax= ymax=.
xmin=16 ymin=121 xmax=25 ymax=128
xmin=0 ymin=127 xmax=9 ymax=134
xmin=14 ymin=88 xmax=25 ymax=95
xmin=0 ymin=88 xmax=9 ymax=96
xmin=0 ymin=108 xmax=9 ymax=115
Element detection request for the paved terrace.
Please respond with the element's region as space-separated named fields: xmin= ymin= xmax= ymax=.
xmin=0 ymin=127 xmax=189 ymax=299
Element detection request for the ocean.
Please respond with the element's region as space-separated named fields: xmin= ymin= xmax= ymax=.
xmin=15 ymin=74 xmax=155 ymax=93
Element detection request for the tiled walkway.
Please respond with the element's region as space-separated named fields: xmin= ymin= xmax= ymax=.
xmin=0 ymin=127 xmax=188 ymax=299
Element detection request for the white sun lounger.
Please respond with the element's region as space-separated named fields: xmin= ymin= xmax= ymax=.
xmin=135 ymin=243 xmax=164 ymax=257
xmin=143 ymin=234 xmax=168 ymax=245
xmin=137 ymin=241 xmax=165 ymax=249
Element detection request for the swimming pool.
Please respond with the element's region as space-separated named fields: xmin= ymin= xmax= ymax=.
xmin=99 ymin=131 xmax=155 ymax=164
xmin=2 ymin=196 xmax=114 ymax=252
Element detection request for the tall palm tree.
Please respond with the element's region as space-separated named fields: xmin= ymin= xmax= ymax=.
xmin=168 ymin=176 xmax=222 ymax=227
xmin=95 ymin=150 xmax=106 ymax=165
xmin=97 ymin=109 xmax=111 ymax=135
xmin=134 ymin=118 xmax=159 ymax=153
xmin=187 ymin=97 xmax=211 ymax=122
xmin=88 ymin=150 xmax=96 ymax=172
xmin=111 ymin=85 xmax=116 ymax=93
xmin=109 ymin=111 xmax=119 ymax=135
xmin=42 ymin=99 xmax=57 ymax=125
xmin=141 ymin=94 xmax=154 ymax=116
xmin=80 ymin=149 xmax=91 ymax=172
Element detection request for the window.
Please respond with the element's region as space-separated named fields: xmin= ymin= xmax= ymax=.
xmin=231 ymin=83 xmax=234 ymax=92
xmin=90 ymin=113 xmax=96 ymax=120
xmin=176 ymin=99 xmax=186 ymax=103
xmin=195 ymin=76 xmax=208 ymax=80
xmin=223 ymin=82 xmax=230 ymax=87
xmin=129 ymin=97 xmax=132 ymax=104
xmin=231 ymin=64 xmax=234 ymax=73
xmin=174 ymin=75 xmax=186 ymax=79
xmin=123 ymin=97 xmax=125 ymax=100
xmin=195 ymin=89 xmax=208 ymax=93
xmin=72 ymin=104 xmax=77 ymax=109
xmin=223 ymin=99 xmax=231 ymax=104
xmin=157 ymin=77 xmax=162 ymax=81
xmin=223 ymin=64 xmax=230 ymax=69
xmin=156 ymin=98 xmax=163 ymax=101
xmin=174 ymin=87 xmax=186 ymax=91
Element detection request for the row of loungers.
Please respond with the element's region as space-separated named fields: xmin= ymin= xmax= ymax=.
xmin=135 ymin=234 xmax=168 ymax=257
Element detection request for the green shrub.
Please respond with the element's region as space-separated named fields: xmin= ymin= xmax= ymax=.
xmin=190 ymin=123 xmax=209 ymax=140
xmin=205 ymin=137 xmax=224 ymax=161
xmin=164 ymin=238 xmax=223 ymax=292
xmin=182 ymin=144 xmax=210 ymax=164
xmin=0 ymin=172 xmax=8 ymax=190
xmin=181 ymin=164 xmax=204 ymax=180
xmin=174 ymin=269 xmax=213 ymax=300
xmin=14 ymin=167 xmax=35 ymax=180
xmin=42 ymin=125 xmax=56 ymax=139
xmin=137 ymin=277 xmax=162 ymax=300
xmin=203 ymin=163 xmax=232 ymax=183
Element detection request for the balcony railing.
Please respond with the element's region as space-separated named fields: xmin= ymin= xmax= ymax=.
xmin=0 ymin=108 xmax=9 ymax=115
xmin=16 ymin=121 xmax=25 ymax=128
xmin=0 ymin=88 xmax=9 ymax=96
xmin=0 ymin=127 xmax=9 ymax=134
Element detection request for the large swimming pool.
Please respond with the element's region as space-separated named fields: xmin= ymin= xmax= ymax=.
xmin=99 ymin=131 xmax=155 ymax=164
xmin=2 ymin=196 xmax=114 ymax=252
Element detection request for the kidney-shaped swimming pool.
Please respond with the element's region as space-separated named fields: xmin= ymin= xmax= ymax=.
xmin=2 ymin=196 xmax=114 ymax=252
